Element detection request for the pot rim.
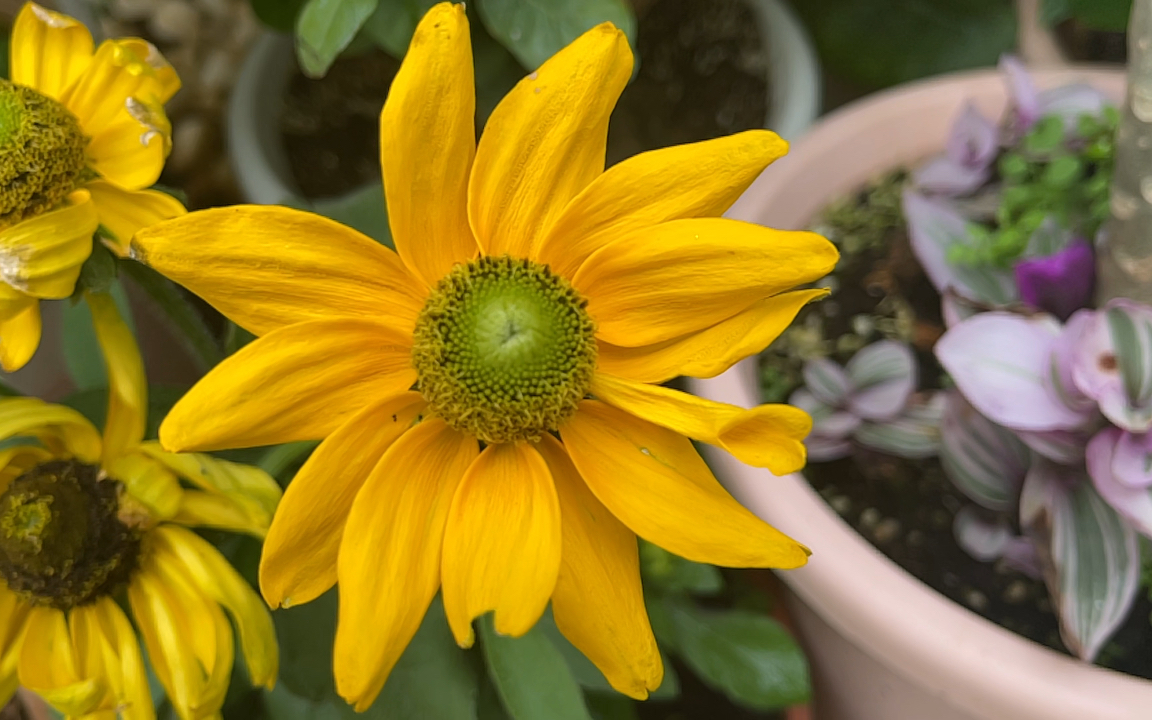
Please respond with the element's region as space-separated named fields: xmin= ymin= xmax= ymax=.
xmin=693 ymin=64 xmax=1152 ymax=720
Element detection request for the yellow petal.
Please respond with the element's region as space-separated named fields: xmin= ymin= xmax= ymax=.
xmin=469 ymin=23 xmax=631 ymax=258
xmin=85 ymin=95 xmax=172 ymax=192
xmin=538 ymin=131 xmax=789 ymax=278
xmin=0 ymin=397 xmax=101 ymax=461
xmin=171 ymin=490 xmax=270 ymax=538
xmin=153 ymin=525 xmax=278 ymax=689
xmin=88 ymin=291 xmax=146 ymax=462
xmin=334 ymin=418 xmax=477 ymax=710
xmin=261 ymin=392 xmax=426 ymax=609
xmin=10 ymin=3 xmax=94 ymax=100
xmin=60 ymin=38 xmax=178 ymax=140
xmin=441 ymin=442 xmax=560 ymax=647
xmin=536 ymin=435 xmax=662 ymax=700
xmin=0 ymin=298 xmax=41 ymax=372
xmin=86 ymin=181 xmax=185 ymax=254
xmin=596 ymin=289 xmax=828 ymax=384
xmin=132 ymin=205 xmax=427 ymax=336
xmin=18 ymin=606 xmax=106 ymax=717
xmin=0 ymin=189 xmax=97 ymax=299
xmin=1 ymin=586 xmax=30 ymax=701
xmin=382 ymin=3 xmax=477 ymax=287
xmin=573 ymin=218 xmax=837 ymax=347
xmin=159 ymin=318 xmax=416 ymax=452
xmin=136 ymin=442 xmax=282 ymax=533
xmin=91 ymin=597 xmax=154 ymax=720
xmin=590 ymin=374 xmax=811 ymax=475
xmin=561 ymin=400 xmax=809 ymax=568
xmin=105 ymin=451 xmax=182 ymax=519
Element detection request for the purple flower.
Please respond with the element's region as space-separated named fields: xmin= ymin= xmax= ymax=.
xmin=1013 ymin=238 xmax=1095 ymax=321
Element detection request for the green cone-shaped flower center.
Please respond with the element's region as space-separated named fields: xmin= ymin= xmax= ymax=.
xmin=0 ymin=460 xmax=141 ymax=608
xmin=412 ymin=256 xmax=597 ymax=444
xmin=0 ymin=80 xmax=88 ymax=228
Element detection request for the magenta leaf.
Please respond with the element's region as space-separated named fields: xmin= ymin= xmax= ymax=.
xmin=940 ymin=391 xmax=1031 ymax=511
xmin=1072 ymin=300 xmax=1152 ymax=433
xmin=936 ymin=312 xmax=1093 ymax=431
xmin=801 ymin=357 xmax=851 ymax=407
xmin=854 ymin=392 xmax=945 ymax=460
xmin=1013 ymin=238 xmax=1095 ymax=321
xmin=1020 ymin=459 xmax=1140 ymax=662
xmin=845 ymin=341 xmax=917 ymax=421
xmin=1086 ymin=427 xmax=1152 ymax=537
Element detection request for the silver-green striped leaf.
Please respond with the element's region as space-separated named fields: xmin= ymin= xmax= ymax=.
xmin=940 ymin=391 xmax=1031 ymax=511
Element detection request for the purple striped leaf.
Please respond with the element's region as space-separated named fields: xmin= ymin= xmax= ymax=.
xmin=940 ymin=391 xmax=1031 ymax=511
xmin=854 ymin=392 xmax=945 ymax=460
xmin=1072 ymin=300 xmax=1152 ymax=433
xmin=1020 ymin=460 xmax=1140 ymax=662
xmin=845 ymin=341 xmax=917 ymax=421
xmin=801 ymin=357 xmax=851 ymax=407
xmin=790 ymin=388 xmax=856 ymax=462
xmin=953 ymin=506 xmax=1012 ymax=561
xmin=1086 ymin=427 xmax=1152 ymax=537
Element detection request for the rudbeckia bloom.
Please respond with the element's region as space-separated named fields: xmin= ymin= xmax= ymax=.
xmin=0 ymin=295 xmax=278 ymax=719
xmin=132 ymin=3 xmax=837 ymax=709
xmin=0 ymin=2 xmax=184 ymax=371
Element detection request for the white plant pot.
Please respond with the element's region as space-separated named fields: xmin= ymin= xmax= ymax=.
xmin=225 ymin=0 xmax=822 ymax=206
xmin=693 ymin=67 xmax=1152 ymax=720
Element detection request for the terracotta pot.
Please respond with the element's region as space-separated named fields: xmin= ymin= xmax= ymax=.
xmin=689 ymin=67 xmax=1152 ymax=720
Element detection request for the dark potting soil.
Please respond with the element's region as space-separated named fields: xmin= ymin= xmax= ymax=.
xmin=607 ymin=0 xmax=771 ymax=165
xmin=281 ymin=49 xmax=398 ymax=199
xmin=1055 ymin=21 xmax=1127 ymax=64
xmin=760 ymin=171 xmax=1152 ymax=680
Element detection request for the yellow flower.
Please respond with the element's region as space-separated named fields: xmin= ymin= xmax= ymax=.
xmin=0 ymin=2 xmax=186 ymax=371
xmin=132 ymin=3 xmax=837 ymax=710
xmin=0 ymin=295 xmax=279 ymax=719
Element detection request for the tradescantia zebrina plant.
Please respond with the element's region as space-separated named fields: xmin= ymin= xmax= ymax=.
xmin=131 ymin=1 xmax=837 ymax=711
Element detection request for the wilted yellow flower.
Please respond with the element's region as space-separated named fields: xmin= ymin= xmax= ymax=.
xmin=0 ymin=295 xmax=278 ymax=719
xmin=132 ymin=2 xmax=837 ymax=710
xmin=0 ymin=2 xmax=185 ymax=371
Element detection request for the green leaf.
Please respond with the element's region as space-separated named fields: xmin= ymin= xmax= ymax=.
xmin=360 ymin=0 xmax=439 ymax=57
xmin=793 ymin=0 xmax=1015 ymax=89
xmin=62 ymin=282 xmax=135 ymax=391
xmin=471 ymin=12 xmax=525 ymax=126
xmin=1067 ymin=0 xmax=1130 ymax=31
xmin=474 ymin=0 xmax=636 ymax=71
xmin=120 ymin=259 xmax=222 ymax=373
xmin=585 ymin=693 xmax=637 ymax=720
xmin=251 ymin=0 xmax=311 ymax=32
xmin=75 ymin=236 xmax=118 ymax=296
xmin=639 ymin=541 xmax=724 ymax=596
xmin=659 ymin=598 xmax=810 ymax=711
xmin=1040 ymin=0 xmax=1073 ymax=25
xmin=311 ymin=183 xmax=394 ymax=248
xmin=479 ymin=614 xmax=592 ymax=720
xmin=271 ymin=591 xmax=478 ymax=717
xmin=259 ymin=440 xmax=320 ymax=481
xmin=296 ymin=0 xmax=381 ymax=78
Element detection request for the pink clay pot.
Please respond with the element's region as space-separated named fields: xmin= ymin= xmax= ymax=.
xmin=690 ymin=67 xmax=1152 ymax=720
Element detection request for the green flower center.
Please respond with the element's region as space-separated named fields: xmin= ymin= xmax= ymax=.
xmin=0 ymin=460 xmax=141 ymax=609
xmin=0 ymin=80 xmax=88 ymax=228
xmin=412 ymin=256 xmax=597 ymax=444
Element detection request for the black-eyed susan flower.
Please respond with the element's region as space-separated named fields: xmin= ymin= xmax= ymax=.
xmin=0 ymin=294 xmax=278 ymax=719
xmin=132 ymin=2 xmax=837 ymax=710
xmin=0 ymin=2 xmax=185 ymax=371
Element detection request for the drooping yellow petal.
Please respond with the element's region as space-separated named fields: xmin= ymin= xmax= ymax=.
xmin=85 ymin=96 xmax=172 ymax=192
xmin=91 ymin=597 xmax=154 ymax=720
xmin=596 ymin=289 xmax=828 ymax=384
xmin=171 ymin=491 xmax=270 ymax=538
xmin=132 ymin=206 xmax=427 ymax=336
xmin=10 ymin=3 xmax=94 ymax=100
xmin=60 ymin=38 xmax=178 ymax=140
xmin=86 ymin=181 xmax=185 ymax=254
xmin=18 ymin=606 xmax=106 ymax=717
xmin=261 ymin=392 xmax=426 ymax=609
xmin=538 ymin=131 xmax=789 ymax=278
xmin=0 ymin=397 xmax=101 ymax=461
xmin=573 ymin=219 xmax=837 ymax=347
xmin=105 ymin=452 xmax=182 ymax=519
xmin=536 ymin=435 xmax=662 ymax=700
xmin=382 ymin=2 xmax=477 ymax=287
xmin=159 ymin=318 xmax=416 ymax=452
xmin=591 ymin=374 xmax=811 ymax=475
xmin=0 ymin=445 xmax=52 ymax=496
xmin=136 ymin=442 xmax=282 ymax=534
xmin=441 ymin=442 xmax=560 ymax=647
xmin=468 ymin=23 xmax=631 ymax=258
xmin=0 ymin=298 xmax=41 ymax=372
xmin=0 ymin=585 xmax=30 ymax=702
xmin=88 ymin=291 xmax=146 ymax=463
xmin=0 ymin=189 xmax=97 ymax=299
xmin=561 ymin=400 xmax=809 ymax=568
xmin=334 ymin=419 xmax=477 ymax=711
xmin=153 ymin=525 xmax=278 ymax=689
